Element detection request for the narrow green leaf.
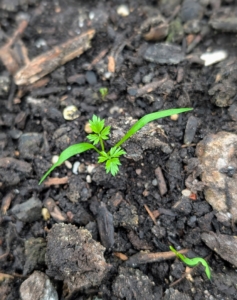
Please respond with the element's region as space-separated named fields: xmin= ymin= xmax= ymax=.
xmin=115 ymin=108 xmax=193 ymax=148
xmin=39 ymin=143 xmax=98 ymax=185
xmin=170 ymin=246 xmax=211 ymax=280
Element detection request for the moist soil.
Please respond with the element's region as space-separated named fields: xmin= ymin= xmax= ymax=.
xmin=1 ymin=0 xmax=237 ymax=299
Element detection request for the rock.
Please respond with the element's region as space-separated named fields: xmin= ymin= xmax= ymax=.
xmin=196 ymin=131 xmax=237 ymax=222
xmin=209 ymin=17 xmax=237 ymax=33
xmin=180 ymin=0 xmax=204 ymax=22
xmin=172 ymin=197 xmax=192 ymax=216
xmin=46 ymin=224 xmax=110 ymax=297
xmin=23 ymin=238 xmax=46 ymax=276
xmin=117 ymin=4 xmax=130 ymax=17
xmin=18 ymin=133 xmax=43 ymax=160
xmin=66 ymin=175 xmax=92 ymax=202
xmin=85 ymin=71 xmax=97 ymax=85
xmin=184 ymin=115 xmax=198 ymax=144
xmin=163 ymin=288 xmax=191 ymax=300
xmin=20 ymin=271 xmax=58 ymax=300
xmin=113 ymin=267 xmax=156 ymax=300
xmin=113 ymin=202 xmax=139 ymax=230
xmin=202 ymin=232 xmax=237 ymax=267
xmin=96 ymin=202 xmax=114 ymax=249
xmin=144 ymin=43 xmax=185 ymax=65
xmin=0 ymin=157 xmax=32 ymax=186
xmin=63 ymin=105 xmax=80 ymax=120
xmin=0 ymin=74 xmax=10 ymax=97
xmin=11 ymin=196 xmax=42 ymax=223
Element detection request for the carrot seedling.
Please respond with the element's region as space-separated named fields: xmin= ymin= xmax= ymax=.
xmin=170 ymin=246 xmax=211 ymax=280
xmin=39 ymin=107 xmax=192 ymax=184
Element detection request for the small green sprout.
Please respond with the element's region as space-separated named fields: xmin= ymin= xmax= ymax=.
xmin=170 ymin=246 xmax=211 ymax=280
xmin=99 ymin=87 xmax=108 ymax=100
xmin=39 ymin=107 xmax=192 ymax=184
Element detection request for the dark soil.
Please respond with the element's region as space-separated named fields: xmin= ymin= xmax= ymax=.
xmin=1 ymin=0 xmax=237 ymax=299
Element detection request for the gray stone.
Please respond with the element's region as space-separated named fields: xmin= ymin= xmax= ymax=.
xmin=113 ymin=267 xmax=156 ymax=300
xmin=46 ymin=224 xmax=110 ymax=297
xmin=11 ymin=196 xmax=42 ymax=223
xmin=18 ymin=133 xmax=43 ymax=160
xmin=202 ymin=232 xmax=237 ymax=267
xmin=163 ymin=288 xmax=191 ymax=300
xmin=20 ymin=271 xmax=58 ymax=300
xmin=184 ymin=116 xmax=198 ymax=144
xmin=196 ymin=131 xmax=237 ymax=222
xmin=0 ymin=74 xmax=10 ymax=97
xmin=144 ymin=43 xmax=184 ymax=65
xmin=180 ymin=0 xmax=204 ymax=22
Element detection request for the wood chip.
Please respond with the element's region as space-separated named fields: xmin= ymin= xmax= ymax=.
xmin=144 ymin=204 xmax=157 ymax=225
xmin=43 ymin=176 xmax=68 ymax=187
xmin=114 ymin=252 xmax=128 ymax=261
xmin=108 ymin=55 xmax=115 ymax=73
xmin=155 ymin=166 xmax=167 ymax=196
xmin=14 ymin=29 xmax=95 ymax=85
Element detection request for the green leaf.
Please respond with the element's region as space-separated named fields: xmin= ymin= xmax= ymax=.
xmin=98 ymin=151 xmax=109 ymax=163
xmin=39 ymin=143 xmax=98 ymax=185
xmin=115 ymin=108 xmax=193 ymax=148
xmin=100 ymin=125 xmax=111 ymax=140
xmin=99 ymin=87 xmax=108 ymax=99
xmin=87 ymin=133 xmax=100 ymax=145
xmin=110 ymin=146 xmax=126 ymax=158
xmin=105 ymin=157 xmax=121 ymax=176
xmin=89 ymin=115 xmax=105 ymax=134
xmin=170 ymin=246 xmax=211 ymax=280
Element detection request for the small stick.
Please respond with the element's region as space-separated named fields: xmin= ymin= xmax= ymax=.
xmin=144 ymin=204 xmax=157 ymax=225
xmin=136 ymin=75 xmax=168 ymax=97
xmin=155 ymin=166 xmax=167 ymax=196
xmin=43 ymin=176 xmax=68 ymax=187
xmin=126 ymin=249 xmax=189 ymax=267
xmin=1 ymin=192 xmax=15 ymax=215
xmin=14 ymin=29 xmax=95 ymax=85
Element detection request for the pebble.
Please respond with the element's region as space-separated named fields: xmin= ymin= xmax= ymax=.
xmin=65 ymin=160 xmax=72 ymax=169
xmin=9 ymin=129 xmax=22 ymax=139
xmin=52 ymin=155 xmax=59 ymax=164
xmin=180 ymin=0 xmax=204 ymax=22
xmin=117 ymin=4 xmax=130 ymax=17
xmin=152 ymin=179 xmax=158 ymax=186
xmin=20 ymin=271 xmax=58 ymax=300
xmin=72 ymin=161 xmax=80 ymax=174
xmin=18 ymin=133 xmax=43 ymax=160
xmin=144 ymin=43 xmax=185 ymax=65
xmin=84 ymin=122 xmax=92 ymax=133
xmin=135 ymin=169 xmax=142 ymax=175
xmin=170 ymin=114 xmax=179 ymax=121
xmin=87 ymin=164 xmax=96 ymax=173
xmin=200 ymin=50 xmax=228 ymax=66
xmin=184 ymin=116 xmax=198 ymax=144
xmin=78 ymin=163 xmax=86 ymax=173
xmin=63 ymin=105 xmax=80 ymax=120
xmin=86 ymin=175 xmax=92 ymax=183
xmin=42 ymin=208 xmax=50 ymax=221
xmin=11 ymin=196 xmax=42 ymax=223
xmin=0 ymin=74 xmax=10 ymax=97
xmin=182 ymin=189 xmax=191 ymax=197
xmin=85 ymin=71 xmax=97 ymax=85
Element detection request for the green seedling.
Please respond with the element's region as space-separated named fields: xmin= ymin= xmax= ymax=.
xmin=39 ymin=107 xmax=192 ymax=184
xmin=170 ymin=246 xmax=211 ymax=280
xmin=99 ymin=87 xmax=108 ymax=100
